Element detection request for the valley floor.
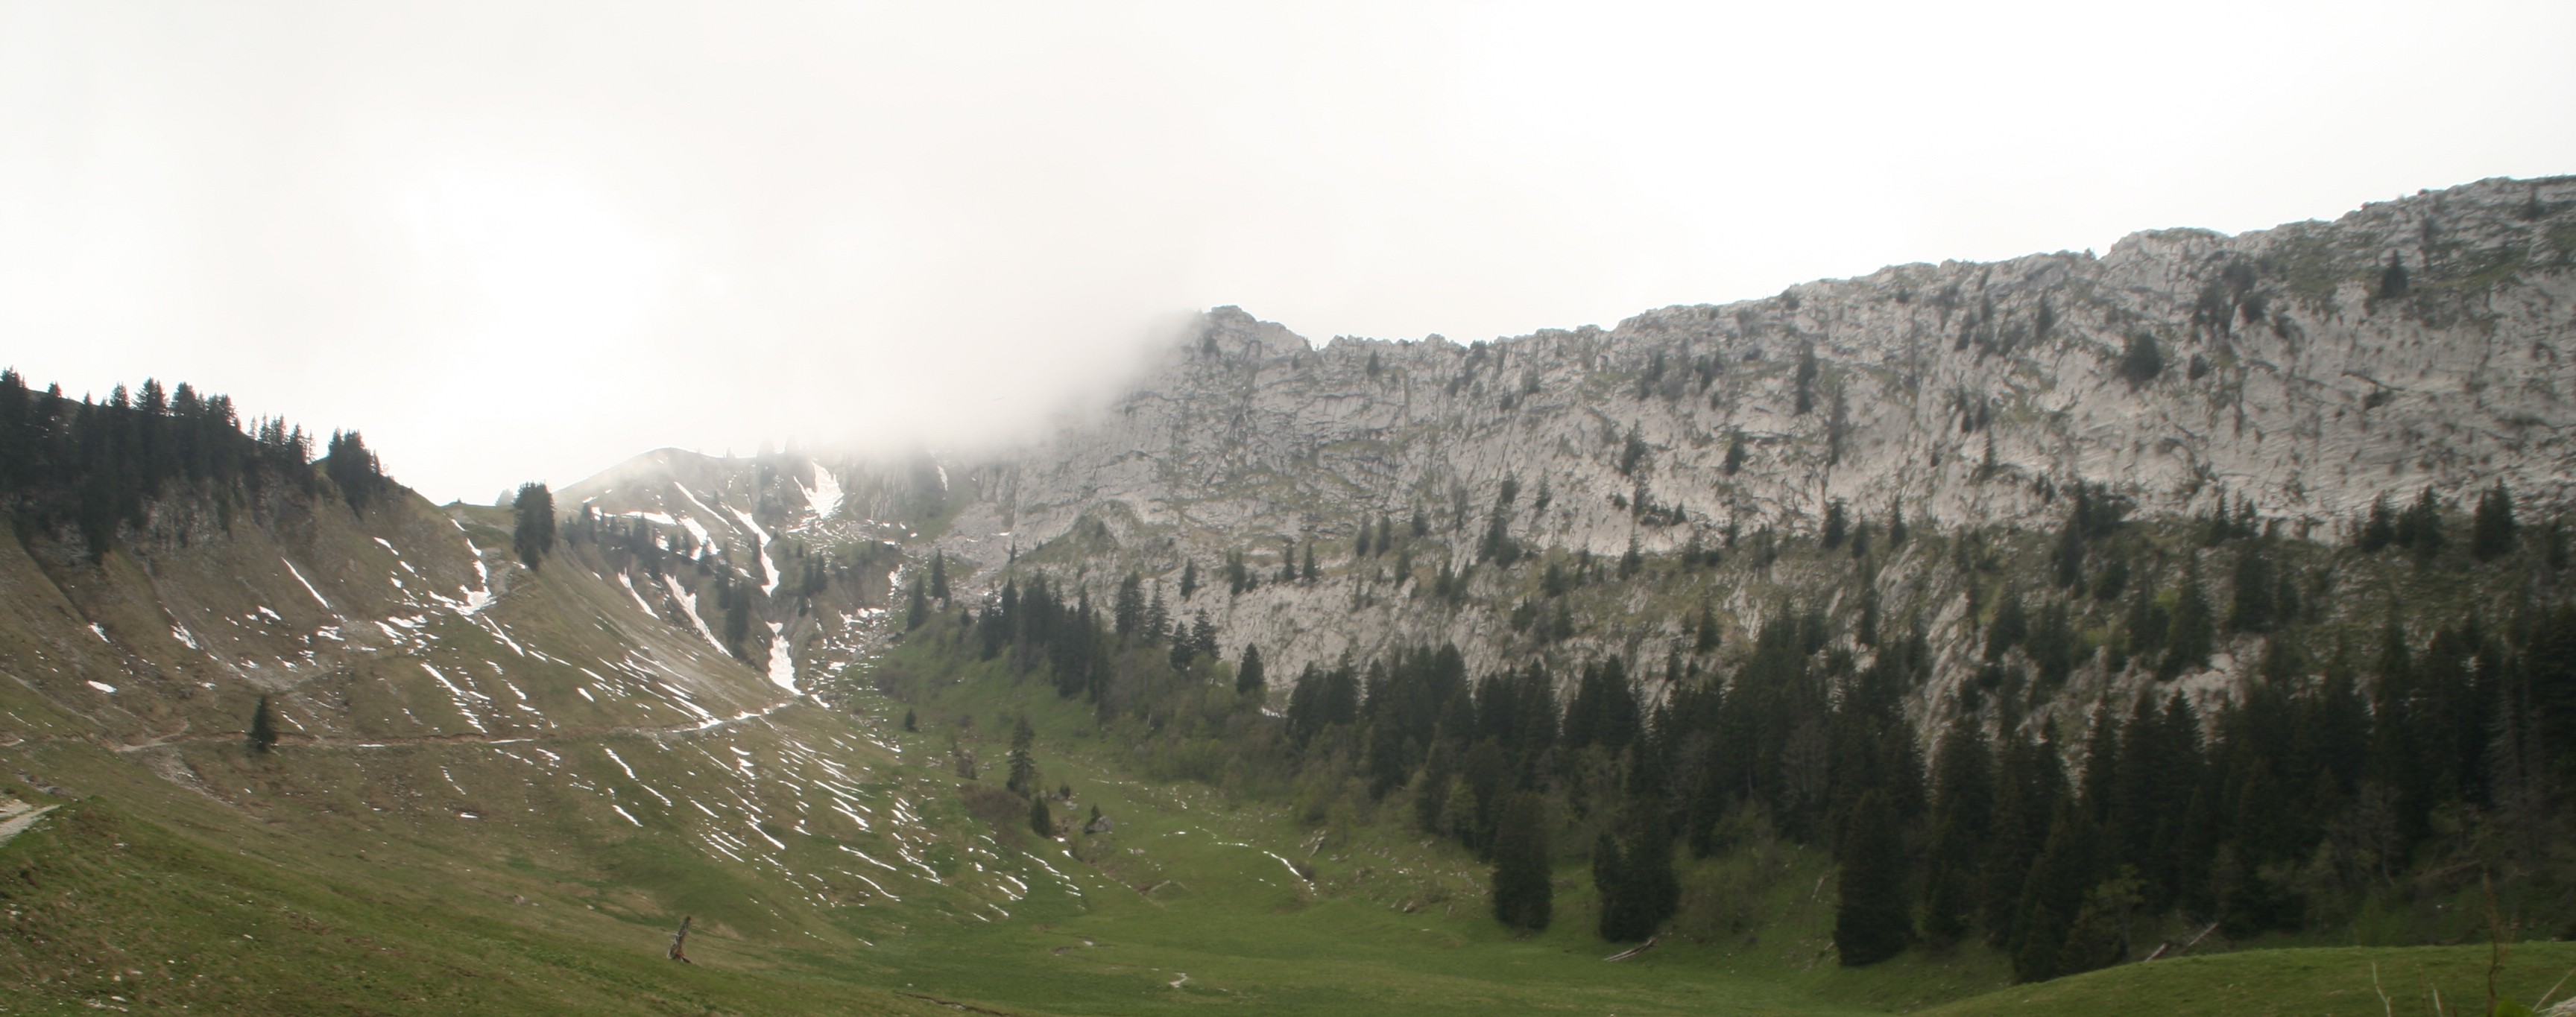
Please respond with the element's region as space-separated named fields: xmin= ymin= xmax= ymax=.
xmin=6 ymin=646 xmax=2572 ymax=1016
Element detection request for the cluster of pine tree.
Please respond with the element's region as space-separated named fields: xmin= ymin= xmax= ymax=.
xmin=0 ymin=371 xmax=382 ymax=557
xmin=966 ymin=573 xmax=1255 ymax=722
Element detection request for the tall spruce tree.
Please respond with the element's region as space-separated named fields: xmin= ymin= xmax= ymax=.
xmin=2159 ymin=563 xmax=2214 ymax=680
xmin=1834 ymin=789 xmax=1912 ymax=965
xmin=2010 ymin=802 xmax=2102 ymax=983
xmin=1921 ymin=721 xmax=1994 ymax=946
xmin=248 ymin=695 xmax=279 ymax=753
xmin=323 ymin=430 xmax=387 ymax=513
xmin=1236 ymin=644 xmax=1266 ymax=695
xmin=2472 ymin=481 xmax=2518 ymax=561
xmin=1489 ymin=791 xmax=1552 ymax=931
xmin=1590 ymin=831 xmax=1630 ymax=940
xmin=511 ymin=482 xmax=555 ymax=568
xmin=1007 ymin=717 xmax=1037 ymax=794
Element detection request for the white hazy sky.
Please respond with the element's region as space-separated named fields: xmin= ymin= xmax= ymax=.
xmin=4 ymin=1 xmax=2572 ymax=503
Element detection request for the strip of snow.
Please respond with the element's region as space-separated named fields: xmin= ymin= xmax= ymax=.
xmin=834 ymin=853 xmax=899 ymax=900
xmin=88 ymin=623 xmax=108 ymax=642
xmin=454 ymin=527 xmax=494 ymax=614
xmin=765 ymin=622 xmax=798 ymax=694
xmin=729 ymin=507 xmax=783 ymax=596
xmin=282 ymin=560 xmax=333 ymax=611
xmin=658 ymin=574 xmax=730 ymax=656
xmin=804 ymin=466 xmax=843 ymax=521
xmin=478 ymin=616 xmax=528 ymax=657
xmin=601 ymin=747 xmax=640 ymax=779
xmin=171 ymin=624 xmax=200 ymax=650
xmin=616 ymin=572 xmax=660 ymax=618
xmin=668 ymin=487 xmax=724 ymax=542
xmin=420 ymin=662 xmax=491 ymax=732
xmin=729 ymin=507 xmax=774 ymax=548
xmin=611 ymin=804 xmax=643 ymax=827
xmin=86 ymin=680 xmax=116 ymax=694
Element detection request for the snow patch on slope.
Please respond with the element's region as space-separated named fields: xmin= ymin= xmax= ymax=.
xmin=765 ymin=621 xmax=798 ymax=694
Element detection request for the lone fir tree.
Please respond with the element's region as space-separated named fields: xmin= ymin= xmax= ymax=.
xmin=2473 ymin=481 xmax=2518 ymax=561
xmin=511 ymin=482 xmax=555 ymax=568
xmin=1236 ymin=644 xmax=1266 ymax=695
xmin=1007 ymin=717 xmax=1037 ymax=795
xmin=248 ymin=694 xmax=279 ymax=753
xmin=1489 ymin=791 xmax=1552 ymax=931
xmin=1834 ymin=790 xmax=1912 ymax=966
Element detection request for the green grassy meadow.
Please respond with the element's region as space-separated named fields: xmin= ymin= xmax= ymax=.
xmin=7 ymin=613 xmax=2572 ymax=1016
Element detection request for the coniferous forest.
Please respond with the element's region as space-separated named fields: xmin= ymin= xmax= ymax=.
xmin=0 ymin=370 xmax=387 ymax=557
xmin=922 ymin=484 xmax=2576 ymax=983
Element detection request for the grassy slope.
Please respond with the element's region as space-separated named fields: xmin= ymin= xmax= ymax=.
xmin=839 ymin=630 xmax=1998 ymax=1016
xmin=1926 ymin=942 xmax=2576 ymax=1017
xmin=6 ymin=498 xmax=2567 ymax=1015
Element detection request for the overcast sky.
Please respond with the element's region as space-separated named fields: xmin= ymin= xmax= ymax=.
xmin=4 ymin=1 xmax=2572 ymax=503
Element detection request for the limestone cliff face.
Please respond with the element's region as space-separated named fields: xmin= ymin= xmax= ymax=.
xmin=897 ymin=176 xmax=2576 ymax=688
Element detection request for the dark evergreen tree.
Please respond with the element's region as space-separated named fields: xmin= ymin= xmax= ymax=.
xmin=2377 ymin=253 xmax=2409 ymax=298
xmin=2159 ymin=563 xmax=2214 ymax=681
xmin=2117 ymin=332 xmax=2164 ymax=387
xmin=906 ymin=579 xmax=929 ymax=630
xmin=2053 ymin=510 xmax=2086 ymax=589
xmin=1008 ymin=717 xmax=1036 ymax=794
xmin=1190 ymin=611 xmax=1219 ymax=665
xmin=1236 ymin=644 xmax=1266 ymax=695
xmin=2395 ymin=487 xmax=2443 ymax=557
xmin=1179 ymin=560 xmax=1199 ymax=600
xmin=1590 ymin=831 xmax=1629 ymax=939
xmin=511 ymin=481 xmax=555 ymax=568
xmin=1986 ymin=592 xmax=2028 ymax=662
xmin=1980 ymin=729 xmax=2063 ymax=944
xmin=1029 ymin=793 xmax=1054 ymax=837
xmin=2228 ymin=544 xmax=2276 ymax=633
xmin=1794 ymin=341 xmax=1819 ymax=414
xmin=1822 ymin=498 xmax=1849 ymax=549
xmin=2010 ymin=802 xmax=2102 ymax=983
xmin=1834 ymin=790 xmax=1911 ymax=966
xmin=1114 ymin=572 xmax=1146 ymax=638
xmin=902 ymin=709 xmax=918 ymax=732
xmin=249 ymin=694 xmax=279 ymax=753
xmin=722 ymin=588 xmax=753 ymax=661
xmin=322 ymin=430 xmax=388 ymax=513
xmin=2472 ymin=481 xmax=2517 ymax=562
xmin=2358 ymin=494 xmax=2397 ymax=552
xmin=1921 ymin=720 xmax=1993 ymax=946
xmin=929 ymin=551 xmax=950 ymax=601
xmin=1489 ymin=791 xmax=1552 ymax=931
